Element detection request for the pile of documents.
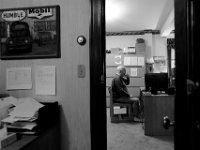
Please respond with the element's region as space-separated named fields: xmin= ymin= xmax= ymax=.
xmin=1 ymin=97 xmax=44 ymax=134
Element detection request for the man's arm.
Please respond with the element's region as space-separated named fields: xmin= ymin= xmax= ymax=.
xmin=112 ymin=78 xmax=130 ymax=97
xmin=122 ymin=74 xmax=130 ymax=85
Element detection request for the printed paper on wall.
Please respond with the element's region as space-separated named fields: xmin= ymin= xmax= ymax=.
xmin=6 ymin=67 xmax=32 ymax=90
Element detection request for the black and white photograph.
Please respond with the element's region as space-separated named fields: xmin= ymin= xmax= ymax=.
xmin=0 ymin=0 xmax=200 ymax=150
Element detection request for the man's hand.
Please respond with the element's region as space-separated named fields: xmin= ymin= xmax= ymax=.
xmin=123 ymin=74 xmax=130 ymax=80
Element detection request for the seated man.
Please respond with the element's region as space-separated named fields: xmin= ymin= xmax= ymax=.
xmin=111 ymin=65 xmax=140 ymax=120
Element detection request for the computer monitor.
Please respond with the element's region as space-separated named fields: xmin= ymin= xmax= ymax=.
xmin=145 ymin=73 xmax=169 ymax=94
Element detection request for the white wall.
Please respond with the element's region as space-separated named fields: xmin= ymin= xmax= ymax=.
xmin=106 ymin=35 xmax=144 ymax=50
xmin=0 ymin=0 xmax=91 ymax=150
xmin=106 ymin=34 xmax=167 ymax=59
xmin=152 ymin=34 xmax=167 ymax=57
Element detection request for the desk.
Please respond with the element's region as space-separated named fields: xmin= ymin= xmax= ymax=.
xmin=1 ymin=124 xmax=60 ymax=150
xmin=142 ymin=94 xmax=174 ymax=136
xmin=1 ymin=101 xmax=60 ymax=150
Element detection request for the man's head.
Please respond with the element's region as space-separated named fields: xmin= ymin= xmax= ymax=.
xmin=117 ymin=65 xmax=126 ymax=77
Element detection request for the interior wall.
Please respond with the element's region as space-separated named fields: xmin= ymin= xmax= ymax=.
xmin=0 ymin=0 xmax=91 ymax=150
xmin=152 ymin=34 xmax=167 ymax=57
xmin=106 ymin=34 xmax=167 ymax=58
xmin=106 ymin=35 xmax=144 ymax=50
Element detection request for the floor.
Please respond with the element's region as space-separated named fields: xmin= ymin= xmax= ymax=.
xmin=107 ymin=108 xmax=174 ymax=150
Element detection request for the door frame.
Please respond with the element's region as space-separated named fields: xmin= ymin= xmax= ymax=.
xmin=175 ymin=0 xmax=200 ymax=149
xmin=174 ymin=0 xmax=188 ymax=149
xmin=90 ymin=0 xmax=198 ymax=150
xmin=90 ymin=0 xmax=107 ymax=150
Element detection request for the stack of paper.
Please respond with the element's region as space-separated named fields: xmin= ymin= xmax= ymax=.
xmin=1 ymin=97 xmax=44 ymax=134
xmin=1 ymin=96 xmax=18 ymax=106
xmin=7 ymin=122 xmax=37 ymax=131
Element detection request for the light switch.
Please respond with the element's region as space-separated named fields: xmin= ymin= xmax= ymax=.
xmin=78 ymin=64 xmax=85 ymax=78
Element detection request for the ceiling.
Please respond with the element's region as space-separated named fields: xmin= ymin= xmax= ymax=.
xmin=106 ymin=0 xmax=174 ymax=35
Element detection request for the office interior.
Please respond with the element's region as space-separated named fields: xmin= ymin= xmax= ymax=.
xmin=0 ymin=0 xmax=92 ymax=150
xmin=1 ymin=0 xmax=195 ymax=150
xmin=105 ymin=0 xmax=175 ymax=149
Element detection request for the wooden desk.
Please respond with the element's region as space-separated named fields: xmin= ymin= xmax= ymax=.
xmin=142 ymin=94 xmax=174 ymax=136
xmin=1 ymin=102 xmax=60 ymax=150
xmin=1 ymin=124 xmax=60 ymax=150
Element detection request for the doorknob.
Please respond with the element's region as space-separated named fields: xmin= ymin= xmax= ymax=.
xmin=77 ymin=35 xmax=86 ymax=45
xmin=163 ymin=116 xmax=175 ymax=129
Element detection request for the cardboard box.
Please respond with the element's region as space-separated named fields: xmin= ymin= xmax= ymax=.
xmin=113 ymin=107 xmax=127 ymax=114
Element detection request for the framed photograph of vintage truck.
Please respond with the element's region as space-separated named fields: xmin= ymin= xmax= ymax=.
xmin=0 ymin=5 xmax=60 ymax=59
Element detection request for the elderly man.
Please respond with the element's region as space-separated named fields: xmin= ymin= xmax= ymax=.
xmin=111 ymin=65 xmax=141 ymax=121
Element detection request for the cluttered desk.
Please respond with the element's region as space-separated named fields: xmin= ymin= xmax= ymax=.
xmin=0 ymin=96 xmax=60 ymax=150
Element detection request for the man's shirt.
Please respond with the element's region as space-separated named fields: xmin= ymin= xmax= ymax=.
xmin=111 ymin=74 xmax=130 ymax=100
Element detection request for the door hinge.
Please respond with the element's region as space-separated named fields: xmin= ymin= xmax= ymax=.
xmin=187 ymin=79 xmax=199 ymax=95
xmin=100 ymin=75 xmax=104 ymax=83
xmin=196 ymin=120 xmax=200 ymax=131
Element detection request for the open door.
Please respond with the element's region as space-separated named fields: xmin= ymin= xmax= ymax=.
xmin=175 ymin=0 xmax=200 ymax=149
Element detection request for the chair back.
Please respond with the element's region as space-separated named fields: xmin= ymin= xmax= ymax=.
xmin=108 ymin=87 xmax=114 ymax=117
xmin=108 ymin=86 xmax=134 ymax=123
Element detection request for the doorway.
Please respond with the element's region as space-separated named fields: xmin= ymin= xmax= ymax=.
xmin=105 ymin=0 xmax=175 ymax=150
xmin=90 ymin=0 xmax=200 ymax=150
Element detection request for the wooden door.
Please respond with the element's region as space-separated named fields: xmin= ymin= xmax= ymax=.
xmin=175 ymin=0 xmax=200 ymax=149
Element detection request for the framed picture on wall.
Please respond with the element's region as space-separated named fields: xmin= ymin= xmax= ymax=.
xmin=0 ymin=5 xmax=60 ymax=60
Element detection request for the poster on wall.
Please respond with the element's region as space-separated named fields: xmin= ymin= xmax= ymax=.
xmin=153 ymin=56 xmax=167 ymax=73
xmin=0 ymin=5 xmax=60 ymax=60
xmin=35 ymin=65 xmax=56 ymax=95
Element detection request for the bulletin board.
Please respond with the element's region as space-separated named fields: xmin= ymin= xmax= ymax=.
xmin=0 ymin=5 xmax=60 ymax=60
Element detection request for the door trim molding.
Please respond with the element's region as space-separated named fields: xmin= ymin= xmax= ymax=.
xmin=89 ymin=0 xmax=107 ymax=150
